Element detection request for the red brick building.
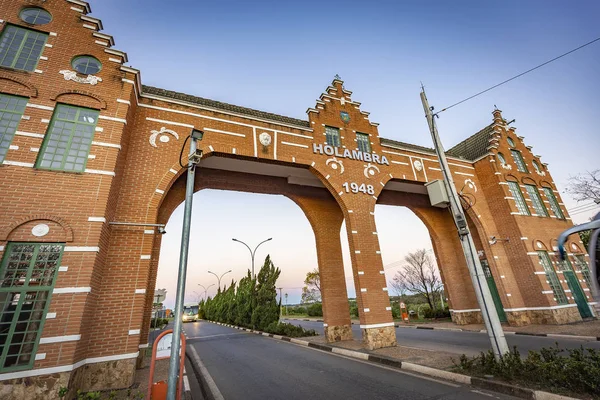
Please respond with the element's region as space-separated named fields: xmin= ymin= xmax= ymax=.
xmin=0 ymin=0 xmax=595 ymax=397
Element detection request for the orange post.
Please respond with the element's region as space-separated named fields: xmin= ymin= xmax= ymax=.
xmin=148 ymin=329 xmax=187 ymax=400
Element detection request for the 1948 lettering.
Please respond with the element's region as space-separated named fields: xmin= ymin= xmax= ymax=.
xmin=342 ymin=182 xmax=374 ymax=195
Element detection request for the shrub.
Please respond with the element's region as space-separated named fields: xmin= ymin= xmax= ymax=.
xmin=265 ymin=321 xmax=318 ymax=337
xmin=150 ymin=318 xmax=168 ymax=328
xmin=455 ymin=345 xmax=600 ymax=397
xmin=423 ymin=308 xmax=450 ymax=319
xmin=307 ymin=303 xmax=323 ymax=317
xmin=349 ymin=302 xmax=358 ymax=317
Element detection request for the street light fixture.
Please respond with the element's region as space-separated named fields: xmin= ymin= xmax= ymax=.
xmin=197 ymin=283 xmax=215 ymax=300
xmin=208 ymin=270 xmax=232 ymax=290
xmin=232 ymin=237 xmax=272 ymax=279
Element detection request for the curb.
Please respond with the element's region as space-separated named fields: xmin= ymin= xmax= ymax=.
xmin=285 ymin=318 xmax=599 ymax=341
xmin=187 ymin=345 xmax=224 ymax=400
xmin=204 ymin=320 xmax=581 ymax=400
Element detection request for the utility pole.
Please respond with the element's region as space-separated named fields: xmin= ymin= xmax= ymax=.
xmin=167 ymin=130 xmax=203 ymax=400
xmin=420 ymin=88 xmax=509 ymax=360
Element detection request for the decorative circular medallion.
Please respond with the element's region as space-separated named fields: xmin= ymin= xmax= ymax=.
xmin=259 ymin=132 xmax=272 ymax=146
xmin=413 ymin=160 xmax=423 ymax=171
xmin=536 ymin=241 xmax=543 ymax=249
xmin=159 ymin=135 xmax=170 ymax=143
xmin=32 ymin=224 xmax=50 ymax=237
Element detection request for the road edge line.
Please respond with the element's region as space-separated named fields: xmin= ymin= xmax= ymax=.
xmin=187 ymin=345 xmax=225 ymax=400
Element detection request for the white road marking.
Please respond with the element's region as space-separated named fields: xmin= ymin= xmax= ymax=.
xmin=186 ymin=332 xmax=248 ymax=340
xmin=183 ymin=375 xmax=190 ymax=391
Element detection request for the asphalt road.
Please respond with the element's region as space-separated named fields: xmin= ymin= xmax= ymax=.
xmin=283 ymin=319 xmax=600 ymax=357
xmin=183 ymin=321 xmax=518 ymax=400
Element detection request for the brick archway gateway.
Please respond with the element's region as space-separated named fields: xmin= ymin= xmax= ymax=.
xmin=0 ymin=2 xmax=592 ymax=392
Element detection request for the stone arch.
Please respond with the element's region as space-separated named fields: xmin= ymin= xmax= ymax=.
xmin=539 ymin=179 xmax=554 ymax=189
xmin=52 ymin=89 xmax=108 ymax=109
xmin=532 ymin=239 xmax=548 ymax=251
xmin=0 ymin=73 xmax=38 ymax=97
xmin=0 ymin=214 xmax=74 ymax=242
xmin=522 ymin=176 xmax=537 ymax=186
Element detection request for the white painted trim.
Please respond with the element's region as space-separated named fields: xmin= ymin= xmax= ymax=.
xmin=504 ymin=304 xmax=577 ymax=312
xmin=39 ymin=335 xmax=81 ymax=344
xmin=88 ymin=217 xmax=106 ymax=223
xmin=16 ymin=130 xmax=44 ymax=138
xmin=109 ymin=58 xmax=122 ymax=63
xmin=144 ymin=230 xmax=154 ymax=234
xmin=63 ymin=246 xmax=100 ymax=252
xmin=155 ymin=189 xmax=165 ymax=194
xmin=204 ymin=127 xmax=246 ymax=138
xmin=46 ymin=313 xmax=56 ymax=319
xmin=117 ymin=99 xmax=131 ymax=105
xmin=92 ymin=141 xmax=121 ymax=149
xmin=85 ymin=169 xmax=115 ymax=176
xmin=521 ymin=237 xmax=528 ymax=240
xmin=386 ymin=306 xmax=392 ymax=311
xmin=455 ymin=171 xmax=474 ymax=177
xmin=53 ymin=287 xmax=91 ymax=294
xmin=391 ymin=160 xmax=410 ymax=165
xmin=138 ymin=101 xmax=312 ymax=132
xmin=360 ymin=288 xmax=367 ymax=292
xmin=139 ymin=344 xmax=149 ymax=349
xmin=0 ymin=246 xmax=4 ymax=252
xmin=0 ymin=352 xmax=139 ymax=381
xmin=359 ymin=322 xmax=395 ymax=329
xmin=98 ymin=115 xmax=127 ymax=124
xmin=450 ymin=308 xmax=481 ymax=313
xmin=146 ymin=117 xmax=194 ymax=128
xmin=35 ymin=353 xmax=46 ymax=361
xmin=170 ymin=168 xmax=178 ymax=174
xmin=128 ymin=329 xmax=140 ymax=335
xmin=58 ymin=266 xmax=68 ymax=272
xmin=281 ymin=141 xmax=308 ymax=149
xmin=26 ymin=103 xmax=54 ymax=111
xmin=358 ymin=271 xmax=364 ymax=275
xmin=87 ymin=154 xmax=95 ymax=159
xmin=363 ymin=308 xmax=370 ymax=312
xmin=135 ymin=289 xmax=146 ymax=294
xmin=83 ymin=24 xmax=97 ymax=30
xmin=2 ymin=160 xmax=34 ymax=168
xmin=140 ymin=255 xmax=151 ymax=260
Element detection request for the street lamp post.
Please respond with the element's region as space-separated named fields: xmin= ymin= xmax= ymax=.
xmin=208 ymin=270 xmax=232 ymax=291
xmin=197 ymin=283 xmax=215 ymax=300
xmin=232 ymin=237 xmax=272 ymax=279
xmin=285 ymin=293 xmax=288 ymax=315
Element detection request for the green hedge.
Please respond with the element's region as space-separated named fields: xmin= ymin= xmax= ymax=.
xmin=265 ymin=322 xmax=317 ymax=337
xmin=455 ymin=346 xmax=600 ymax=397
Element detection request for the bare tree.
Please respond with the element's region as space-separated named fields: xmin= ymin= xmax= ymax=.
xmin=566 ymin=169 xmax=600 ymax=203
xmin=391 ymin=249 xmax=442 ymax=310
xmin=301 ymin=268 xmax=321 ymax=303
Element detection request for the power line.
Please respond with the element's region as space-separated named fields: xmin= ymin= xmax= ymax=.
xmin=571 ymin=205 xmax=600 ymax=216
xmin=437 ymin=36 xmax=600 ymax=114
xmin=568 ymin=201 xmax=596 ymax=211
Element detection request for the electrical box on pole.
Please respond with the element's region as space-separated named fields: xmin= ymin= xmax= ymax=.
xmin=420 ymin=89 xmax=509 ymax=360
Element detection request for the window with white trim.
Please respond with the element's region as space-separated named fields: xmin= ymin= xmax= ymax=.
xmin=0 ymin=243 xmax=63 ymax=371
xmin=356 ymin=132 xmax=370 ymax=153
xmin=325 ymin=126 xmax=340 ymax=148
xmin=497 ymin=152 xmax=507 ymax=164
xmin=525 ymin=184 xmax=548 ymax=217
xmin=510 ymin=149 xmax=528 ymax=173
xmin=0 ymin=25 xmax=48 ymax=72
xmin=36 ymin=104 xmax=99 ymax=172
xmin=0 ymin=93 xmax=28 ymax=163
xmin=542 ymin=187 xmax=564 ymax=219
xmin=573 ymin=255 xmax=592 ymax=286
xmin=537 ymin=251 xmax=568 ymax=305
xmin=507 ymin=181 xmax=530 ymax=215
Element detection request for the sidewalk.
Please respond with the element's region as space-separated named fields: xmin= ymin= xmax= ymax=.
xmin=286 ymin=316 xmax=600 ymax=339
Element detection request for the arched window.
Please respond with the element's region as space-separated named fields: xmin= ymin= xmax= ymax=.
xmin=532 ymin=160 xmax=542 ymax=174
xmin=497 ymin=152 xmax=507 ymax=164
xmin=20 ymin=8 xmax=52 ymax=25
xmin=507 ymin=137 xmax=515 ymax=147
xmin=72 ymin=56 xmax=102 ymax=75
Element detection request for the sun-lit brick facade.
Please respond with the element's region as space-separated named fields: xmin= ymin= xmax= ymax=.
xmin=0 ymin=1 xmax=595 ymax=397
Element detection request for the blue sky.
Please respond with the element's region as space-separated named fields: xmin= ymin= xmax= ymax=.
xmin=90 ymin=1 xmax=599 ymax=307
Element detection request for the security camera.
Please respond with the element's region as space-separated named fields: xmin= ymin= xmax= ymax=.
xmin=158 ymin=226 xmax=167 ymax=235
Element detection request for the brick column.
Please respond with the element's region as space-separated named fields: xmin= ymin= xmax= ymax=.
xmin=342 ymin=196 xmax=396 ymax=350
xmin=289 ymin=193 xmax=353 ymax=342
